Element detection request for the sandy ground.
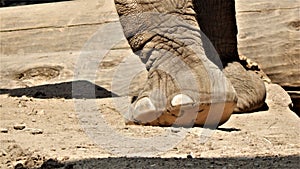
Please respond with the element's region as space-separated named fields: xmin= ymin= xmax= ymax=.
xmin=0 ymin=1 xmax=299 ymax=168
xmin=0 ymin=81 xmax=299 ymax=168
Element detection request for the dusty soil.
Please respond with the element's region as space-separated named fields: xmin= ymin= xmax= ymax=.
xmin=0 ymin=82 xmax=299 ymax=168
xmin=0 ymin=1 xmax=299 ymax=168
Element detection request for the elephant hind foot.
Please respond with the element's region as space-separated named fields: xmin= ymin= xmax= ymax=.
xmin=224 ymin=62 xmax=267 ymax=113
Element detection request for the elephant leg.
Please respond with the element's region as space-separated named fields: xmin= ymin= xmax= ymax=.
xmin=193 ymin=0 xmax=267 ymax=112
xmin=194 ymin=0 xmax=239 ymax=64
xmin=114 ymin=0 xmax=237 ymax=126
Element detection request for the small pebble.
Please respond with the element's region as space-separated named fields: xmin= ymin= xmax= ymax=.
xmin=0 ymin=128 xmax=8 ymax=133
xmin=13 ymin=124 xmax=26 ymax=130
xmin=30 ymin=109 xmax=38 ymax=115
xmin=171 ymin=128 xmax=180 ymax=133
xmin=30 ymin=129 xmax=43 ymax=135
xmin=187 ymin=154 xmax=193 ymax=159
xmin=1 ymin=149 xmax=7 ymax=156
xmin=61 ymin=156 xmax=70 ymax=161
xmin=24 ymin=128 xmax=43 ymax=135
xmin=68 ymin=114 xmax=76 ymax=119
xmin=14 ymin=163 xmax=25 ymax=169
xmin=32 ymin=119 xmax=36 ymax=122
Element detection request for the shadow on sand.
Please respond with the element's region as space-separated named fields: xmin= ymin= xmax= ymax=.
xmin=0 ymin=0 xmax=72 ymax=7
xmin=0 ymin=80 xmax=117 ymax=99
xmin=17 ymin=155 xmax=299 ymax=169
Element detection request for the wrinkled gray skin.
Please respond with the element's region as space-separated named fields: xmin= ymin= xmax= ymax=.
xmin=114 ymin=0 xmax=266 ymax=127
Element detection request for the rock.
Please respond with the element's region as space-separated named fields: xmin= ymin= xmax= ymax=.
xmin=187 ymin=153 xmax=194 ymax=159
xmin=171 ymin=128 xmax=180 ymax=133
xmin=14 ymin=163 xmax=26 ymax=169
xmin=0 ymin=128 xmax=8 ymax=133
xmin=13 ymin=124 xmax=26 ymax=130
xmin=26 ymin=128 xmax=43 ymax=135
xmin=60 ymin=156 xmax=70 ymax=161
xmin=31 ymin=129 xmax=43 ymax=135
xmin=68 ymin=114 xmax=76 ymax=119
xmin=31 ymin=109 xmax=38 ymax=115
xmin=0 ymin=149 xmax=7 ymax=157
xmin=236 ymin=0 xmax=300 ymax=93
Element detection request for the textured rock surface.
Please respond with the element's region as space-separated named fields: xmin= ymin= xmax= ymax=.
xmin=236 ymin=0 xmax=300 ymax=115
xmin=0 ymin=0 xmax=146 ymax=96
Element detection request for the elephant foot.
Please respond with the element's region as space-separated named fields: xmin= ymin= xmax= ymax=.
xmin=223 ymin=62 xmax=266 ymax=113
xmin=126 ymin=61 xmax=266 ymax=127
xmin=126 ymin=57 xmax=237 ymax=127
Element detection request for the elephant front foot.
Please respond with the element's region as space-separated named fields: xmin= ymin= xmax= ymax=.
xmin=126 ymin=60 xmax=237 ymax=127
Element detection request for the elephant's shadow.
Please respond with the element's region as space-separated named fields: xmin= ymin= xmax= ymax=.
xmin=37 ymin=155 xmax=299 ymax=169
xmin=0 ymin=80 xmax=117 ymax=99
xmin=0 ymin=0 xmax=72 ymax=7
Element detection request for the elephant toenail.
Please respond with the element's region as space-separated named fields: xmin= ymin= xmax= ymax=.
xmin=171 ymin=94 xmax=194 ymax=107
xmin=133 ymin=97 xmax=160 ymax=122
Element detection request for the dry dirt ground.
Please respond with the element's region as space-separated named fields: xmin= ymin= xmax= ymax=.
xmin=0 ymin=0 xmax=299 ymax=168
xmin=0 ymin=81 xmax=299 ymax=169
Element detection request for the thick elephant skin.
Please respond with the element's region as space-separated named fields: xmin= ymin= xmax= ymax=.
xmin=114 ymin=0 xmax=266 ymax=127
